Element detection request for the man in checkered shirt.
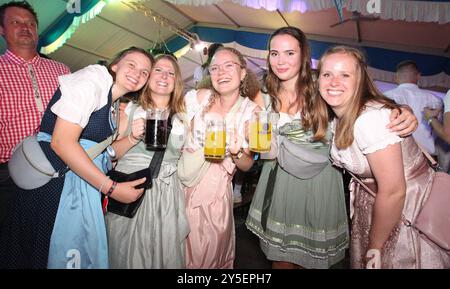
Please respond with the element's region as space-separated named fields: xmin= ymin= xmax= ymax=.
xmin=0 ymin=1 xmax=70 ymax=226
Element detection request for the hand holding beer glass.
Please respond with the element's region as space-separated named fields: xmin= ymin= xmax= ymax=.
xmin=249 ymin=110 xmax=272 ymax=153
xmin=204 ymin=119 xmax=226 ymax=159
xmin=145 ymin=108 xmax=170 ymax=150
xmin=424 ymin=101 xmax=443 ymax=124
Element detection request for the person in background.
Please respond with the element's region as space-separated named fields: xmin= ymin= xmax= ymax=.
xmin=318 ymin=45 xmax=450 ymax=268
xmin=245 ymin=26 xmax=418 ymax=269
xmin=425 ymin=89 xmax=450 ymax=172
xmin=384 ymin=60 xmax=442 ymax=158
xmin=0 ymin=47 xmax=153 ymax=269
xmin=193 ymin=42 xmax=223 ymax=87
xmin=180 ymin=46 xmax=260 ymax=268
xmin=0 ymin=1 xmax=70 ymax=227
xmin=106 ymin=54 xmax=190 ymax=268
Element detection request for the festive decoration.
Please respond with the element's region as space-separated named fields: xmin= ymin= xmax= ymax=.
xmin=39 ymin=0 xmax=107 ymax=55
xmin=165 ymin=0 xmax=450 ymax=24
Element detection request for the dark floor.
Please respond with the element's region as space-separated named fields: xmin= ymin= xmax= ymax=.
xmin=232 ymin=200 xmax=350 ymax=269
xmin=232 ymin=164 xmax=351 ymax=269
xmin=233 ymin=203 xmax=271 ymax=269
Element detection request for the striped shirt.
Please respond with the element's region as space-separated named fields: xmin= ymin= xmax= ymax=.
xmin=0 ymin=50 xmax=70 ymax=163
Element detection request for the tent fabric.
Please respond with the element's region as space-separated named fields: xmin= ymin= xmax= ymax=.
xmin=166 ymin=0 xmax=450 ymax=23
xmin=1 ymin=0 xmax=447 ymax=91
xmin=167 ymin=26 xmax=450 ymax=88
xmin=39 ymin=0 xmax=106 ymax=54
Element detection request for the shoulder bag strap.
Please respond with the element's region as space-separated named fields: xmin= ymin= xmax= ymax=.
xmin=149 ymin=150 xmax=165 ymax=179
xmin=415 ymin=142 xmax=442 ymax=171
xmin=85 ymin=100 xmax=128 ymax=160
xmin=346 ymin=170 xmax=377 ymax=198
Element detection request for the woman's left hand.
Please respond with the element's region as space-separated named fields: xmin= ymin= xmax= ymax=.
xmin=229 ymin=126 xmax=243 ymax=155
xmin=130 ymin=118 xmax=145 ymax=142
xmin=386 ymin=105 xmax=418 ymax=137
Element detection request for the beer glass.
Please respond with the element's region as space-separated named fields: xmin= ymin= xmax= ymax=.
xmin=249 ymin=111 xmax=271 ymax=153
xmin=145 ymin=108 xmax=170 ymax=150
xmin=204 ymin=119 xmax=226 ymax=159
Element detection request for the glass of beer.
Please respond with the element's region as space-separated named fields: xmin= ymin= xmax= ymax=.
xmin=204 ymin=119 xmax=226 ymax=160
xmin=249 ymin=110 xmax=271 ymax=153
xmin=145 ymin=108 xmax=170 ymax=150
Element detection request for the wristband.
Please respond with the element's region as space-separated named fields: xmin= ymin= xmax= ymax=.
xmin=107 ymin=181 xmax=117 ymax=197
xmin=102 ymin=181 xmax=117 ymax=214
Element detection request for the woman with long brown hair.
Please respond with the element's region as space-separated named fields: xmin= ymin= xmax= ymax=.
xmin=318 ymin=45 xmax=449 ymax=268
xmin=0 ymin=47 xmax=153 ymax=269
xmin=246 ymin=27 xmax=417 ymax=269
xmin=105 ymin=54 xmax=190 ymax=268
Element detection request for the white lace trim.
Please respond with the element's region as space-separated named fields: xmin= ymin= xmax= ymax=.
xmin=166 ymin=0 xmax=450 ymax=23
xmin=363 ymin=135 xmax=402 ymax=154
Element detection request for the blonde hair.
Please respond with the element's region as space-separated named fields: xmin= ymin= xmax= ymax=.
xmin=317 ymin=46 xmax=399 ymax=149
xmin=139 ymin=54 xmax=185 ymax=115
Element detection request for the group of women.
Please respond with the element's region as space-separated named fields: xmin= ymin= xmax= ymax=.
xmin=1 ymin=26 xmax=449 ymax=269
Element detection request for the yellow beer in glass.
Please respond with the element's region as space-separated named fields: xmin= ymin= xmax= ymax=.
xmin=204 ymin=120 xmax=226 ymax=159
xmin=249 ymin=111 xmax=271 ymax=152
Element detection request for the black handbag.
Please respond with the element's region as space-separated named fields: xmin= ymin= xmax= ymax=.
xmin=104 ymin=149 xmax=165 ymax=218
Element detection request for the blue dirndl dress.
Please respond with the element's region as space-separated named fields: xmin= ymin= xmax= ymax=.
xmin=0 ymin=87 xmax=114 ymax=269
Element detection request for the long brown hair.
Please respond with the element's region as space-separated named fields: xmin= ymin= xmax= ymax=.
xmin=265 ymin=26 xmax=329 ymax=142
xmin=139 ymin=54 xmax=185 ymax=114
xmin=108 ymin=46 xmax=154 ymax=80
xmin=317 ymin=46 xmax=399 ymax=149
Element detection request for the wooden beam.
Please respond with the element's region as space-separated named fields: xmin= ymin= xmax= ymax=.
xmin=356 ymin=19 xmax=362 ymax=43
xmin=276 ymin=9 xmax=290 ymax=27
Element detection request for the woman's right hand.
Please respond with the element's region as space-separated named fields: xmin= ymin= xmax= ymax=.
xmin=130 ymin=118 xmax=145 ymax=142
xmin=109 ymin=177 xmax=146 ymax=203
xmin=424 ymin=107 xmax=441 ymax=120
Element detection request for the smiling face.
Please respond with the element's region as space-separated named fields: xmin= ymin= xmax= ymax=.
xmin=111 ymin=51 xmax=151 ymax=95
xmin=268 ymin=34 xmax=302 ymax=84
xmin=318 ymin=52 xmax=359 ymax=118
xmin=149 ymin=58 xmax=176 ymax=98
xmin=0 ymin=7 xmax=38 ymax=53
xmin=209 ymin=49 xmax=246 ymax=97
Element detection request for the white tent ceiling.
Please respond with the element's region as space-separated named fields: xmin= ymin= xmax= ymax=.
xmin=1 ymin=0 xmax=449 ymax=92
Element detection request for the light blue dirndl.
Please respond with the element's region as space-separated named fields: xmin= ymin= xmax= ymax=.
xmin=45 ymin=132 xmax=110 ymax=269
